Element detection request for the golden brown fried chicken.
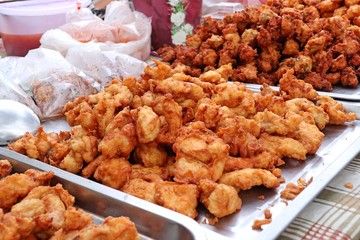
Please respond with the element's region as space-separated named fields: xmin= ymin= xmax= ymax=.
xmin=133 ymin=142 xmax=168 ymax=167
xmin=285 ymin=98 xmax=330 ymax=130
xmin=98 ymin=108 xmax=137 ymax=159
xmin=133 ymin=106 xmax=161 ymax=144
xmin=75 ymin=216 xmax=140 ymax=240
xmin=279 ymin=70 xmax=318 ymax=100
xmin=216 ymin=116 xmax=261 ymax=157
xmin=59 ymin=125 xmax=98 ymax=174
xmin=259 ymin=133 xmax=308 ymax=160
xmin=154 ymin=181 xmax=199 ymax=219
xmin=316 ymin=95 xmax=357 ymax=124
xmin=219 ymin=168 xmax=280 ymax=192
xmin=93 ymin=158 xmax=132 ymax=190
xmin=0 ymin=169 xmax=53 ymax=211
xmin=254 ymin=110 xmax=303 ymax=135
xmin=288 ymin=122 xmax=324 ymax=154
xmin=224 ymin=151 xmax=284 ymax=172
xmin=0 ymin=184 xmax=75 ymax=239
xmin=141 ymin=92 xmax=183 ymax=145
xmin=172 ymin=122 xmax=229 ymax=184
xmin=0 ymin=159 xmax=12 ymax=179
xmin=122 ymin=178 xmax=157 ymax=203
xmin=199 ymin=179 xmax=242 ymax=218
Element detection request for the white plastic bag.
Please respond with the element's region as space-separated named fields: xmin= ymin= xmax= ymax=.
xmin=40 ymin=1 xmax=151 ymax=60
xmin=65 ymin=43 xmax=147 ymax=85
xmin=15 ymin=48 xmax=100 ymax=120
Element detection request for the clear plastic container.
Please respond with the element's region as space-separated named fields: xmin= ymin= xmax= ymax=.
xmin=0 ymin=0 xmax=91 ymax=56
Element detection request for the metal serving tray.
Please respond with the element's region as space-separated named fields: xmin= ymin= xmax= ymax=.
xmin=0 ymin=147 xmax=207 ymax=240
xmin=3 ymin=101 xmax=360 ymax=240
xmin=245 ymin=83 xmax=360 ymax=101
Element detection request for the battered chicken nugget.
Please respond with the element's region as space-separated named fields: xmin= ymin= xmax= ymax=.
xmin=219 ymin=168 xmax=280 ymax=192
xmin=94 ymin=158 xmax=132 ymax=190
xmin=134 ymin=106 xmax=161 ymax=144
xmin=122 ymin=178 xmax=157 ymax=203
xmin=0 ymin=159 xmax=12 ymax=179
xmin=288 ymin=122 xmax=324 ymax=154
xmin=316 ymin=95 xmax=357 ymax=124
xmin=259 ymin=133 xmax=308 ymax=160
xmin=76 ymin=216 xmax=140 ymax=240
xmin=130 ymin=164 xmax=169 ymax=182
xmin=216 ymin=116 xmax=261 ymax=157
xmin=154 ymin=181 xmax=199 ymax=219
xmin=279 ymin=70 xmax=318 ymax=100
xmin=199 ymin=179 xmax=242 ymax=218
xmin=224 ymin=151 xmax=284 ymax=172
xmin=133 ymin=142 xmax=168 ymax=167
xmin=59 ymin=126 xmax=98 ymax=174
xmin=0 ymin=169 xmax=53 ymax=211
xmin=172 ymin=122 xmax=229 ymax=184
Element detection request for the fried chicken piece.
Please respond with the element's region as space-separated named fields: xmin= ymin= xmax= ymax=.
xmin=141 ymin=92 xmax=183 ymax=145
xmin=285 ymin=98 xmax=329 ymax=130
xmin=98 ymin=108 xmax=137 ymax=158
xmin=130 ymin=164 xmax=169 ymax=181
xmin=255 ymin=110 xmax=303 ymax=136
xmin=194 ymin=98 xmax=223 ymax=129
xmin=279 ymin=70 xmax=318 ymax=100
xmin=199 ymin=179 xmax=241 ymax=218
xmin=50 ymin=206 xmax=94 ymax=239
xmin=133 ymin=142 xmax=168 ymax=167
xmin=316 ymin=95 xmax=357 ymax=124
xmin=317 ymin=0 xmax=342 ymax=14
xmin=0 ymin=184 xmax=76 ymax=239
xmin=172 ymin=122 xmax=229 ymax=184
xmin=133 ymin=106 xmax=161 ymax=144
xmin=141 ymin=59 xmax=173 ymax=81
xmin=211 ymin=82 xmax=256 ymax=114
xmin=232 ymin=63 xmax=258 ymax=83
xmin=0 ymin=159 xmax=12 ymax=179
xmin=0 ymin=169 xmax=53 ymax=211
xmin=252 ymin=219 xmax=272 ymax=230
xmin=219 ymin=168 xmax=280 ymax=192
xmin=149 ymin=76 xmax=205 ymax=103
xmin=216 ymin=116 xmax=261 ymax=157
xmin=154 ymin=181 xmax=199 ymax=219
xmin=76 ymin=217 xmax=140 ymax=240
xmin=288 ymin=122 xmax=324 ymax=154
xmin=303 ymin=72 xmax=333 ymax=91
xmin=8 ymin=127 xmax=61 ymax=161
xmin=282 ymin=39 xmax=300 ymax=56
xmin=58 ymin=126 xmax=98 ymax=174
xmin=224 ymin=151 xmax=284 ymax=172
xmin=340 ymin=66 xmax=359 ymax=87
xmin=93 ymin=158 xmax=132 ymax=190
xmin=259 ymin=133 xmax=308 ymax=160
xmin=122 ymin=178 xmax=157 ymax=203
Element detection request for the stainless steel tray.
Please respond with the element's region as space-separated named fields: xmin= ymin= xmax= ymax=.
xmin=245 ymin=83 xmax=360 ymax=101
xmin=4 ymin=101 xmax=360 ymax=240
xmin=201 ymin=110 xmax=360 ymax=238
xmin=0 ymin=147 xmax=207 ymax=240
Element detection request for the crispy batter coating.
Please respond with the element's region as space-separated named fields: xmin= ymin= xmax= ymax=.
xmin=172 ymin=122 xmax=229 ymax=184
xmin=0 ymin=159 xmax=12 ymax=179
xmin=199 ymin=179 xmax=241 ymax=218
xmin=219 ymin=168 xmax=280 ymax=192
xmin=94 ymin=158 xmax=132 ymax=190
xmin=154 ymin=181 xmax=199 ymax=219
xmin=0 ymin=169 xmax=53 ymax=211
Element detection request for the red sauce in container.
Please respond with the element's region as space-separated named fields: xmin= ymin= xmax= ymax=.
xmin=1 ymin=33 xmax=42 ymax=57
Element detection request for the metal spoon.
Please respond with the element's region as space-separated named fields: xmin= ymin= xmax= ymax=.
xmin=0 ymin=99 xmax=40 ymax=145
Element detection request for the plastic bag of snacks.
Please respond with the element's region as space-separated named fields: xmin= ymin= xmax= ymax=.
xmin=132 ymin=0 xmax=203 ymax=50
xmin=40 ymin=1 xmax=151 ymax=60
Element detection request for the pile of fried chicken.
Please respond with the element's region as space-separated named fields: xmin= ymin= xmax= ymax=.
xmin=8 ymin=61 xmax=356 ymax=223
xmin=157 ymin=0 xmax=360 ymax=91
xmin=0 ymin=160 xmax=139 ymax=240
